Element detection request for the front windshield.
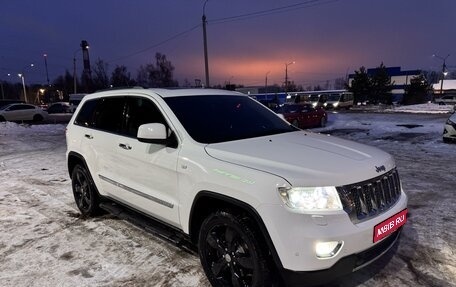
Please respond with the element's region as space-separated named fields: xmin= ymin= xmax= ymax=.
xmin=328 ymin=94 xmax=341 ymax=101
xmin=309 ymin=95 xmax=319 ymax=101
xmin=164 ymin=95 xmax=296 ymax=144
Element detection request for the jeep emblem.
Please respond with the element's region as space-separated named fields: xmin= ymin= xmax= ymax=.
xmin=375 ymin=165 xmax=386 ymax=173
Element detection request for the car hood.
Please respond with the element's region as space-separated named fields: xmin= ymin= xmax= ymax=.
xmin=205 ymin=131 xmax=395 ymax=187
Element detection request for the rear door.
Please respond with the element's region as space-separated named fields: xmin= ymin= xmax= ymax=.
xmin=74 ymin=97 xmax=126 ymax=197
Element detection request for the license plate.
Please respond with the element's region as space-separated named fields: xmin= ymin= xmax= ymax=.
xmin=373 ymin=209 xmax=407 ymax=243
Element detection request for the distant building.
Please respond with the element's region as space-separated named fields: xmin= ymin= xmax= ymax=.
xmin=348 ymin=66 xmax=421 ymax=102
xmin=236 ymin=86 xmax=282 ymax=95
xmin=432 ymin=79 xmax=456 ymax=97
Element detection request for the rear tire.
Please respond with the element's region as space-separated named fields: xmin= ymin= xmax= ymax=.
xmin=0 ymin=116 xmax=5 ymax=122
xmin=71 ymin=164 xmax=102 ymax=216
xmin=198 ymin=210 xmax=271 ymax=287
xmin=33 ymin=114 xmax=43 ymax=122
xmin=292 ymin=119 xmax=299 ymax=128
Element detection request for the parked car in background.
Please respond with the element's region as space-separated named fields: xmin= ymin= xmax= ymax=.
xmin=277 ymin=103 xmax=327 ymax=128
xmin=46 ymin=102 xmax=71 ymax=114
xmin=436 ymin=95 xmax=456 ymax=105
xmin=0 ymin=99 xmax=24 ymax=109
xmin=443 ymin=111 xmax=456 ymax=143
xmin=69 ymin=93 xmax=87 ymax=113
xmin=0 ymin=103 xmax=48 ymax=122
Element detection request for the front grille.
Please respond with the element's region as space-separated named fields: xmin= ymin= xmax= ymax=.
xmin=336 ymin=168 xmax=401 ymax=223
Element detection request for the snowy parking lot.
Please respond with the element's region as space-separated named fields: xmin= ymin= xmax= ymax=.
xmin=0 ymin=110 xmax=455 ymax=287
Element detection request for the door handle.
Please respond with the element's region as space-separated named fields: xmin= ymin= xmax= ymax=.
xmin=119 ymin=143 xmax=132 ymax=150
xmin=84 ymin=134 xmax=93 ymax=139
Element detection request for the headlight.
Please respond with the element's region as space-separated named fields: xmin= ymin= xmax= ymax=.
xmin=278 ymin=186 xmax=343 ymax=211
xmin=333 ymin=102 xmax=339 ymax=107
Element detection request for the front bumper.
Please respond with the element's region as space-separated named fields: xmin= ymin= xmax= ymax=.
xmin=443 ymin=123 xmax=456 ymax=142
xmin=257 ymin=191 xmax=407 ymax=283
xmin=280 ymin=228 xmax=402 ymax=286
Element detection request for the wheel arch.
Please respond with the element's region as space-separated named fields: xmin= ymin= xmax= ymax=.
xmin=67 ymin=151 xmax=90 ymax=178
xmin=188 ymin=190 xmax=284 ymax=270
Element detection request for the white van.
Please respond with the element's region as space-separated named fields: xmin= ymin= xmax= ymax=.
xmin=324 ymin=92 xmax=354 ymax=110
xmin=68 ymin=93 xmax=87 ymax=113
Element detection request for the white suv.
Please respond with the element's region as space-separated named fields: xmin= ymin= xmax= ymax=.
xmin=66 ymin=88 xmax=408 ymax=286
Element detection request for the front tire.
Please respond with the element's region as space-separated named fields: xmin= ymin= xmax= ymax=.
xmin=71 ymin=164 xmax=101 ymax=216
xmin=198 ymin=210 xmax=270 ymax=287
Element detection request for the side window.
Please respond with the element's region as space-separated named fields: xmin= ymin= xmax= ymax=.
xmin=93 ymin=97 xmax=125 ymax=133
xmin=74 ymin=97 xmax=125 ymax=134
xmin=123 ymin=97 xmax=166 ymax=138
xmin=74 ymin=99 xmax=98 ymax=127
xmin=8 ymin=105 xmax=21 ymax=111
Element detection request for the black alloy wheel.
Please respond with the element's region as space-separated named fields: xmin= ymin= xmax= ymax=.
xmin=71 ymin=164 xmax=101 ymax=216
xmin=198 ymin=211 xmax=270 ymax=287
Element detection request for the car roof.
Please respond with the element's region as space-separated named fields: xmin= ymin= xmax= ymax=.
xmin=85 ymin=88 xmax=245 ymax=100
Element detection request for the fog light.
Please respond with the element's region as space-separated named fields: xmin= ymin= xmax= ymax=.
xmin=315 ymin=241 xmax=343 ymax=258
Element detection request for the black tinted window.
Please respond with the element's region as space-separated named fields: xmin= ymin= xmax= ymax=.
xmin=165 ymin=95 xmax=295 ymax=144
xmin=74 ymin=99 xmax=98 ymax=127
xmin=75 ymin=97 xmax=125 ymax=133
xmin=93 ymin=97 xmax=125 ymax=133
xmin=10 ymin=104 xmax=34 ymax=110
xmin=123 ymin=97 xmax=166 ymax=137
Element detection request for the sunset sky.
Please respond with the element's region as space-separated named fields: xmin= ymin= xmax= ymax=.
xmin=1 ymin=0 xmax=455 ymax=88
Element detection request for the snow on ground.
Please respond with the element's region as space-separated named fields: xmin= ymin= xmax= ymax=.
xmin=384 ymin=103 xmax=454 ymax=114
xmin=0 ymin=108 xmax=455 ymax=287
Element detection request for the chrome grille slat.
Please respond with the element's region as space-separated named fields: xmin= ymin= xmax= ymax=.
xmin=337 ymin=169 xmax=402 ymax=223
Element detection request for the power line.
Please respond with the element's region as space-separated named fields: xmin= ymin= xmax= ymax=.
xmin=210 ymin=0 xmax=340 ymax=25
xmin=107 ymin=24 xmax=201 ymax=64
xmin=105 ymin=0 xmax=340 ymax=64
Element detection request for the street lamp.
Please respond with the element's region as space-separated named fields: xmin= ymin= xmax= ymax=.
xmin=202 ymin=0 xmax=210 ymax=87
xmin=265 ymin=71 xmax=270 ymax=93
xmin=18 ymin=64 xmax=34 ymax=103
xmin=285 ymin=61 xmax=295 ymax=92
xmin=433 ymin=54 xmax=450 ymax=97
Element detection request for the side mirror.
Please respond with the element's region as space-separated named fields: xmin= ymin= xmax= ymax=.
xmin=137 ymin=123 xmax=167 ymax=143
xmin=137 ymin=123 xmax=178 ymax=148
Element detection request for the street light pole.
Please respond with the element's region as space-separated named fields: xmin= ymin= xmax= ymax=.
xmin=1 ymin=74 xmax=11 ymax=100
xmin=73 ymin=49 xmax=81 ymax=94
xmin=18 ymin=64 xmax=34 ymax=103
xmin=43 ymin=53 xmax=50 ymax=86
xmin=433 ymin=54 xmax=450 ymax=98
xmin=265 ymin=71 xmax=270 ymax=93
xmin=285 ymin=61 xmax=295 ymax=92
xmin=202 ymin=0 xmax=210 ymax=88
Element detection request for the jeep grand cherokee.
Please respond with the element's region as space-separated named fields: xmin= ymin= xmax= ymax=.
xmin=66 ymin=88 xmax=407 ymax=287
